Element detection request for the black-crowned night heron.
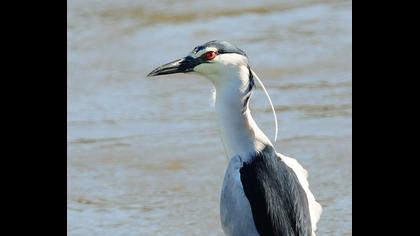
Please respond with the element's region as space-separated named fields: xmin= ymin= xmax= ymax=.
xmin=148 ymin=40 xmax=322 ymax=236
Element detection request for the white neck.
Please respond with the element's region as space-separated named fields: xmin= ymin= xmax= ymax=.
xmin=210 ymin=66 xmax=272 ymax=160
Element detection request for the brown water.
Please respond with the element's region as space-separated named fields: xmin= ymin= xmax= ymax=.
xmin=67 ymin=0 xmax=352 ymax=235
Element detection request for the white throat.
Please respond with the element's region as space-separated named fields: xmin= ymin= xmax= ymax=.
xmin=210 ymin=66 xmax=272 ymax=160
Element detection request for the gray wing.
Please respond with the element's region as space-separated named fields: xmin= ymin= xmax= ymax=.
xmin=240 ymin=145 xmax=312 ymax=236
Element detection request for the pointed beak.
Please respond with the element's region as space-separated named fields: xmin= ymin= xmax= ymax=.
xmin=147 ymin=56 xmax=197 ymax=77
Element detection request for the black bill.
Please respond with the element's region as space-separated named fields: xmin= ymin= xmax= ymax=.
xmin=147 ymin=56 xmax=199 ymax=77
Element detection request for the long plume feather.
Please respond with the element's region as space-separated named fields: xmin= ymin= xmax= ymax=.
xmin=251 ymin=69 xmax=278 ymax=143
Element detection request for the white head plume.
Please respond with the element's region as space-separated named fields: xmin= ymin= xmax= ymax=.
xmin=251 ymin=69 xmax=278 ymax=143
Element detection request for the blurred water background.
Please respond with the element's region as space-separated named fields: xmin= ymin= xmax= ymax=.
xmin=67 ymin=0 xmax=352 ymax=235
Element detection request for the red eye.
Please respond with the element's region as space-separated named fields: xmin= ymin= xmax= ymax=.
xmin=205 ymin=51 xmax=216 ymax=60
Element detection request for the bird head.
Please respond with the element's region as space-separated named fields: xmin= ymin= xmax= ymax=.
xmin=147 ymin=40 xmax=249 ymax=84
xmin=148 ymin=40 xmax=279 ymax=142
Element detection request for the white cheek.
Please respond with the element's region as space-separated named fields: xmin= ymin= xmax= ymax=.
xmin=217 ymin=54 xmax=248 ymax=66
xmin=194 ymin=63 xmax=219 ymax=75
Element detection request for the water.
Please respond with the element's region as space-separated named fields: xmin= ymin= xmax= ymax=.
xmin=67 ymin=0 xmax=352 ymax=235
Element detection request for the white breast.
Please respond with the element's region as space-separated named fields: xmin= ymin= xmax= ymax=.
xmin=220 ymin=156 xmax=259 ymax=236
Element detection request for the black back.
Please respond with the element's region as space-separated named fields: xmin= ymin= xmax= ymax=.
xmin=240 ymin=145 xmax=312 ymax=236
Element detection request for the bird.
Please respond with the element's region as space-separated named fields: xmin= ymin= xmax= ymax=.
xmin=148 ymin=40 xmax=322 ymax=236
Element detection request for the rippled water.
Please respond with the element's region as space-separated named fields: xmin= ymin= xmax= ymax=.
xmin=68 ymin=0 xmax=352 ymax=235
